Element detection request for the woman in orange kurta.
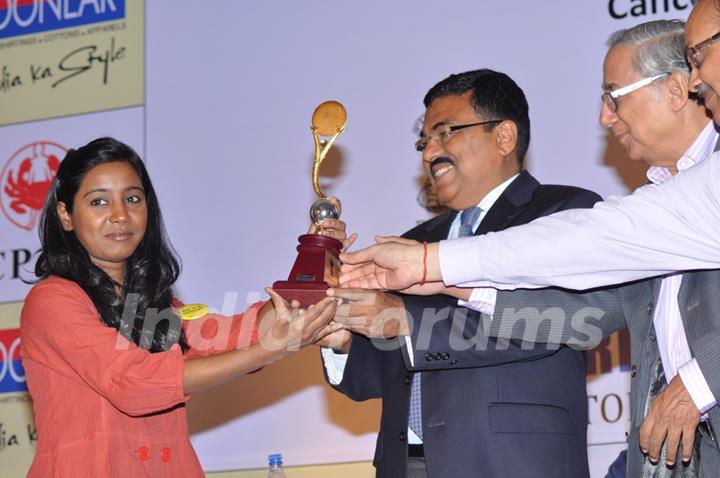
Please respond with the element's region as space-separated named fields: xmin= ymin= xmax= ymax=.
xmin=20 ymin=137 xmax=343 ymax=477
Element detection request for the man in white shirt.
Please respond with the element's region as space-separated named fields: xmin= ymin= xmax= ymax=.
xmin=321 ymin=69 xmax=600 ymax=478
xmin=339 ymin=3 xmax=720 ymax=475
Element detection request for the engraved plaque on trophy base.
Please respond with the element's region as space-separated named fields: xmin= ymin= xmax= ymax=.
xmin=273 ymin=234 xmax=342 ymax=307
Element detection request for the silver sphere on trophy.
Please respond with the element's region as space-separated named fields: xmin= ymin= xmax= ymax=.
xmin=310 ymin=198 xmax=339 ymax=227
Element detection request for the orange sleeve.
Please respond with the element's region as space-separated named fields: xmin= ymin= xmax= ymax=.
xmin=182 ymin=301 xmax=265 ymax=359
xmin=20 ymin=278 xmax=188 ymax=417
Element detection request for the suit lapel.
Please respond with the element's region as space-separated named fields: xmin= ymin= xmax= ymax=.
xmin=422 ymin=211 xmax=457 ymax=242
xmin=475 ymin=170 xmax=540 ymax=235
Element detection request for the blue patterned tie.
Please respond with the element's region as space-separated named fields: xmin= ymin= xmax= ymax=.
xmin=408 ymin=374 xmax=423 ymax=439
xmin=408 ymin=206 xmax=483 ymax=441
xmin=458 ymin=207 xmax=482 ymax=238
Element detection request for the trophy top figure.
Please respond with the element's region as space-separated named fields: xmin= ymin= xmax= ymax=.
xmin=310 ymin=100 xmax=347 ymax=231
xmin=311 ymin=100 xmax=347 ymax=137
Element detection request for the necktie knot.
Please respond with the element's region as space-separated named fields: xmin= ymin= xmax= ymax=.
xmin=459 ymin=207 xmax=482 ymax=238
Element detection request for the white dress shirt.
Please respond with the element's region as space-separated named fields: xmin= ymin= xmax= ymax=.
xmin=449 ymin=122 xmax=720 ymax=413
xmin=321 ymin=173 xmax=519 ymax=444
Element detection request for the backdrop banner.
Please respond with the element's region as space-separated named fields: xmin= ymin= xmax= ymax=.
xmin=0 ymin=0 xmax=143 ymax=127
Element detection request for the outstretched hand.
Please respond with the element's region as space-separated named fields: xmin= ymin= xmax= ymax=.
xmin=259 ymin=288 xmax=339 ymax=354
xmin=339 ymin=236 xmax=432 ymax=290
xmin=328 ymin=288 xmax=409 ymax=338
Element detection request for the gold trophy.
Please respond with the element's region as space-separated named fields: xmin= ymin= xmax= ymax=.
xmin=273 ymin=101 xmax=347 ymax=307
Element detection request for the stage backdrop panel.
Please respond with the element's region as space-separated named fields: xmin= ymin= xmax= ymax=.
xmin=0 ymin=302 xmax=33 ymax=477
xmin=0 ymin=0 xmax=144 ymax=126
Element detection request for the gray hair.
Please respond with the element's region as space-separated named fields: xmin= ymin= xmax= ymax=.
xmin=607 ymin=20 xmax=689 ymax=79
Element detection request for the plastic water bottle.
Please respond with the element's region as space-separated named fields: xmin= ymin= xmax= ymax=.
xmin=267 ymin=453 xmax=287 ymax=478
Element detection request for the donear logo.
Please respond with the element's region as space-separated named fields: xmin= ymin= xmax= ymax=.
xmin=1 ymin=141 xmax=65 ymax=231
xmin=0 ymin=0 xmax=125 ymax=40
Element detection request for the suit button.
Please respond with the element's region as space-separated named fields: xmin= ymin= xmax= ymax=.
xmin=137 ymin=446 xmax=150 ymax=462
xmin=160 ymin=447 xmax=171 ymax=463
xmin=449 ymin=359 xmax=458 ymax=365
xmin=399 ymin=431 xmax=407 ymax=442
xmin=425 ymin=353 xmax=434 ymax=362
xmin=441 ymin=353 xmax=450 ymax=360
xmin=630 ymin=365 xmax=637 ymax=378
xmin=404 ymin=375 xmax=411 ymax=386
xmin=433 ymin=353 xmax=442 ymax=360
xmin=646 ymin=303 xmax=654 ymax=315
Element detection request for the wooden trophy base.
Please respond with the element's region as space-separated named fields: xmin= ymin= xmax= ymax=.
xmin=273 ymin=234 xmax=342 ymax=308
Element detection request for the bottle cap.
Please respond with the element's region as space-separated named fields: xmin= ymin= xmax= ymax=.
xmin=177 ymin=303 xmax=209 ymax=321
xmin=268 ymin=453 xmax=283 ymax=466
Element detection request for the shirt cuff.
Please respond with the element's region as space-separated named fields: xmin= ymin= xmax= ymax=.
xmin=459 ymin=287 xmax=497 ymax=317
xmin=678 ymin=359 xmax=717 ymax=415
xmin=439 ymin=237 xmax=481 ymax=286
xmin=321 ymin=347 xmax=348 ymax=385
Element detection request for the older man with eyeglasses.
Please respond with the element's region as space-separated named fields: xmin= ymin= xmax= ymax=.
xmin=467 ymin=20 xmax=717 ymax=477
xmin=492 ymin=20 xmax=718 ymax=478
xmin=599 ymin=22 xmax=713 ymax=179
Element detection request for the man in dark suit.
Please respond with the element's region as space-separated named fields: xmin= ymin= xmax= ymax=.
xmin=320 ymin=69 xmax=600 ymax=478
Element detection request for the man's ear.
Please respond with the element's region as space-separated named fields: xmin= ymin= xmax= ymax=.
xmin=667 ymin=72 xmax=690 ymax=112
xmin=56 ymin=202 xmax=73 ymax=232
xmin=496 ymin=120 xmax=518 ymax=158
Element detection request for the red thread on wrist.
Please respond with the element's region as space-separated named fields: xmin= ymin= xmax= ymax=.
xmin=420 ymin=241 xmax=428 ymax=286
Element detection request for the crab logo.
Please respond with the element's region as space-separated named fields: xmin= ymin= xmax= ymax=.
xmin=1 ymin=141 xmax=66 ymax=231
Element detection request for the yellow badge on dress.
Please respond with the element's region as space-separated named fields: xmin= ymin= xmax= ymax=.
xmin=178 ymin=303 xmax=209 ymax=321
